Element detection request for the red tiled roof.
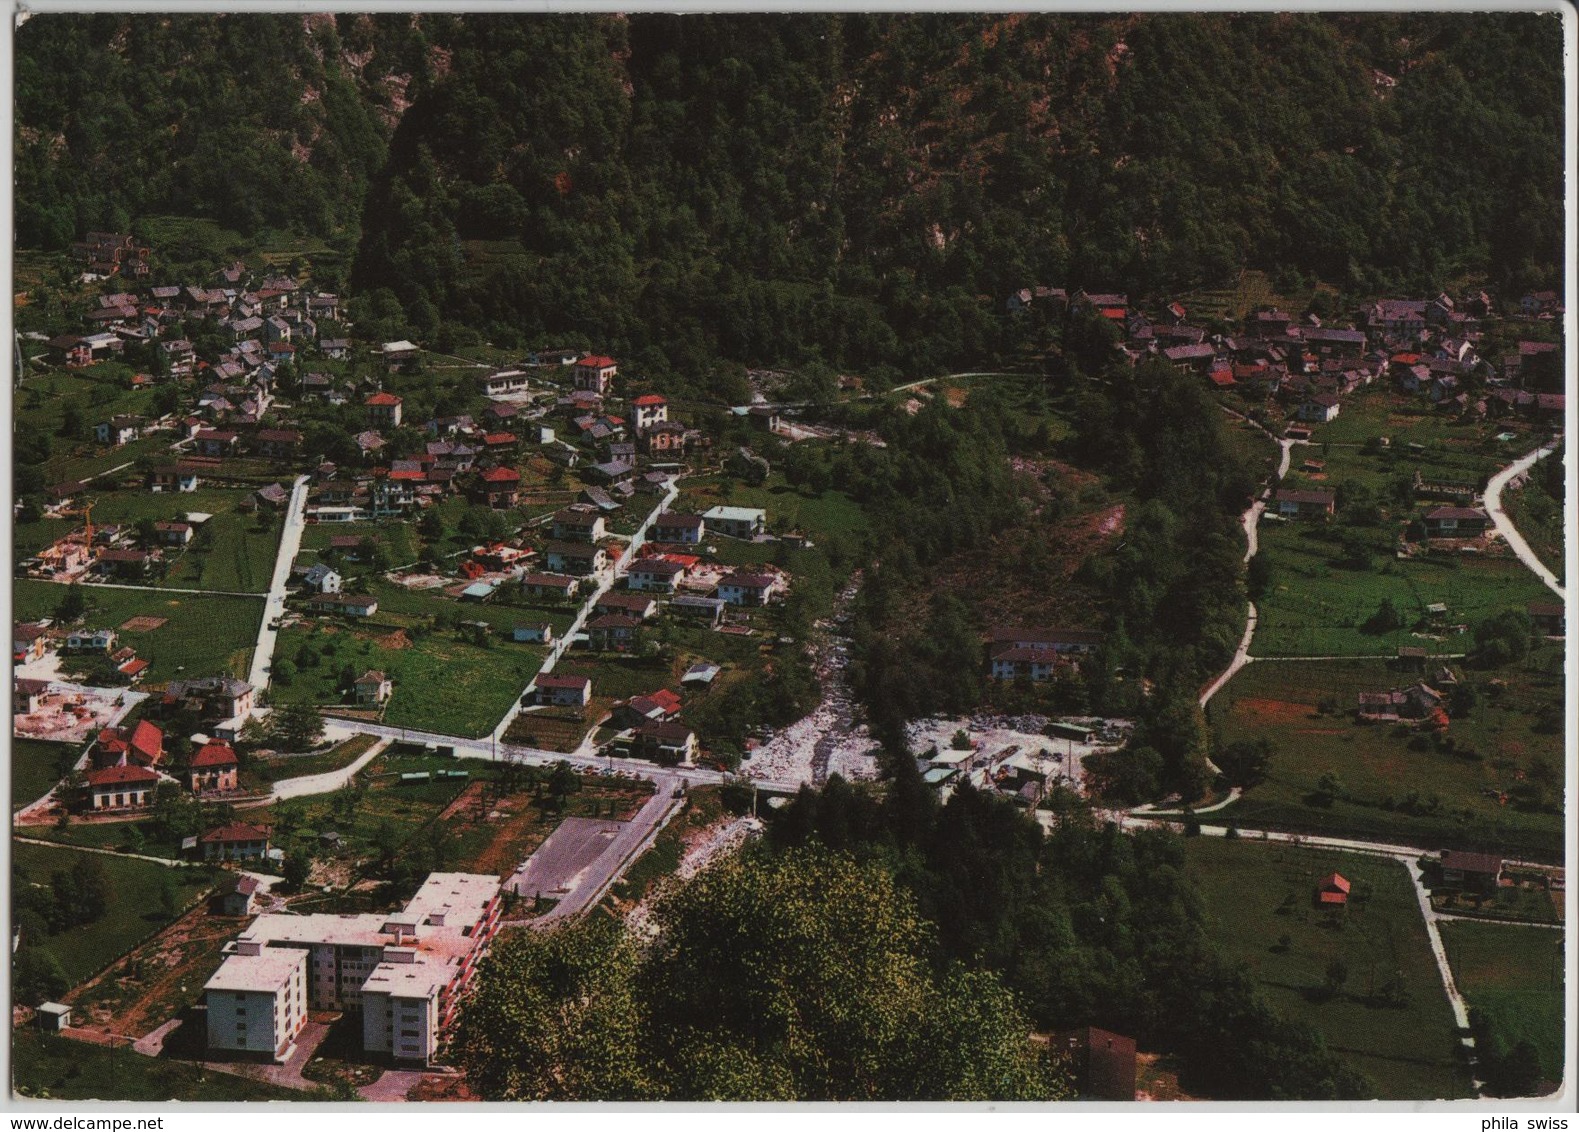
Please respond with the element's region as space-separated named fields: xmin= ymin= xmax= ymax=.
xmin=86 ymin=765 xmax=158 ymax=787
xmin=191 ymin=740 xmax=238 ymax=768
xmin=577 ymin=355 xmax=616 ymax=369
xmin=365 ymin=392 xmax=402 ymax=406
xmin=631 ymin=394 xmax=667 ymax=406
xmin=481 ymin=466 xmax=520 ymax=483
xmin=200 ymin=821 xmax=269 ymax=843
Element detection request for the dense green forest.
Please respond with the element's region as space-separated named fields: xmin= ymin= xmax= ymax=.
xmin=16 ymin=12 xmax=1564 ymax=381
xmin=455 ymin=769 xmax=1370 ymax=1100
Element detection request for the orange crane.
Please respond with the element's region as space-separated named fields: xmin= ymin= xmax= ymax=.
xmin=55 ymin=498 xmax=96 ymax=554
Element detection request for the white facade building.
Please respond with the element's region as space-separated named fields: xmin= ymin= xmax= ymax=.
xmin=204 ymin=941 xmax=309 ymax=1061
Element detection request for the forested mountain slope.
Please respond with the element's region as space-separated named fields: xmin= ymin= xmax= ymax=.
xmin=16 ymin=12 xmax=1564 ymax=378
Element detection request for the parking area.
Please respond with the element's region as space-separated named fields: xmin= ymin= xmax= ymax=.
xmin=506 ymin=815 xmax=625 ymax=902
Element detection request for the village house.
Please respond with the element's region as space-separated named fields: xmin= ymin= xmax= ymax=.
xmin=511 ymin=623 xmax=554 ymax=644
xmin=147 ymin=464 xmax=201 ymax=493
xmin=987 ymin=627 xmax=1105 ymax=657
xmin=189 ymin=739 xmax=240 ymax=793
xmin=381 ymin=340 xmax=420 ymax=369
xmin=643 ymin=422 xmax=690 ymax=456
xmin=97 ymin=547 xmax=158 ymax=580
xmin=66 ymin=628 xmax=118 ymax=653
xmin=1356 ymin=683 xmax=1443 ymax=724
xmin=717 ymin=571 xmax=781 ymax=606
xmin=479 ymin=368 xmax=531 ymax=397
xmin=1440 ymin=850 xmax=1502 ymax=894
xmin=630 ymin=720 xmax=699 ymax=765
xmin=532 ymin=673 xmax=592 ymax=708
xmin=93 ymin=720 xmax=165 ymax=769
xmin=612 ymin=690 xmax=683 ymax=729
xmin=354 ymin=670 xmax=393 ymax=705
xmin=194 ymin=429 xmax=240 ymax=458
xmin=595 ymin=592 xmax=658 ymax=620
xmin=295 ymin=563 xmax=342 ymax=594
xmin=1273 ymin=488 xmax=1336 ymax=520
xmin=165 ymin=675 xmax=256 ymax=729
xmin=520 ymin=572 xmax=580 ymax=600
xmin=154 ymin=520 xmax=193 ymax=546
xmin=200 ymin=820 xmax=270 ymax=862
xmin=213 ymin=873 xmax=268 ymax=917
xmin=651 ymin=512 xmax=705 ymax=544
xmin=701 ymin=505 xmax=766 ymax=539
xmin=552 ymin=508 xmax=606 ymax=542
xmin=586 ymin=614 xmax=641 ymax=652
xmin=669 ymin=594 xmax=727 ymax=626
xmin=95 ymin=415 xmax=143 ymax=446
xmin=628 ymin=558 xmax=687 ymax=594
xmin=1528 ymin=602 xmax=1565 ymax=637
xmin=1422 ymin=505 xmax=1489 ymax=538
xmin=630 ymin=393 xmax=669 ymax=433
xmin=1295 ymin=394 xmax=1341 ymax=423
xmin=254 ymin=428 xmax=302 ymax=459
xmin=989 ymin=646 xmax=1064 ymax=682
xmin=365 ymin=391 xmax=404 ymax=428
xmin=467 ymin=465 xmax=517 ymax=510
xmin=320 ymin=338 xmax=352 ymax=360
xmin=574 ymin=355 xmax=618 ymax=395
xmin=84 ymin=765 xmax=159 ymax=811
xmin=1518 ymin=290 xmax=1560 ymax=318
xmin=308 ymin=593 xmax=380 ymax=618
xmin=13 ymin=623 xmax=50 ymax=664
xmin=544 ymin=542 xmax=608 ymax=577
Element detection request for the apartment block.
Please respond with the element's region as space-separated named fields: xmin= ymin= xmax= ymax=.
xmin=208 ymin=872 xmax=502 ymax=1066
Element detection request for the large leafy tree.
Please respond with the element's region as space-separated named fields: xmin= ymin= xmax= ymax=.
xmin=454 ymin=849 xmax=1064 ymax=1101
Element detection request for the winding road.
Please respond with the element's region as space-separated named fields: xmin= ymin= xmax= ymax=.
xmin=1482 ymin=441 xmax=1564 ymax=601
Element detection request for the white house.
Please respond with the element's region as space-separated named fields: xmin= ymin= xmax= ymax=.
xmin=627 ymin=558 xmax=687 ymax=593
xmin=701 ymin=505 xmax=766 ymax=539
xmin=1296 ymin=394 xmax=1341 ymax=423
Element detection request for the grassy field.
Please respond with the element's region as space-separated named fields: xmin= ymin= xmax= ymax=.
xmin=11 ymin=841 xmax=219 ymax=986
xmin=14 ymin=487 xmax=285 ymax=593
xmin=299 ymin=519 xmax=421 ymax=564
xmin=1253 ymin=523 xmax=1554 ymax=657
xmin=1184 ymin=837 xmax=1467 ymax=1100
xmin=11 ymin=738 xmax=81 ymax=809
xmin=13 ymin=579 xmax=262 ymax=681
xmin=246 ymin=733 xmax=382 ymax=788
xmin=677 ymin=473 xmax=866 ymax=543
xmin=270 ymin=617 xmax=545 ymax=738
xmin=1502 ymin=474 xmax=1565 ymax=587
xmin=1210 ymin=655 xmax=1565 ymax=860
xmin=1438 ymin=920 xmax=1566 ymax=1087
xmin=11 ymin=1029 xmax=311 ymax=1102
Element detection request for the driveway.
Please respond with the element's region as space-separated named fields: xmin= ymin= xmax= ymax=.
xmin=270 ymin=737 xmax=392 ymax=800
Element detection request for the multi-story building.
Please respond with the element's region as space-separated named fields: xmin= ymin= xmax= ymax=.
xmin=210 ymin=873 xmax=502 ymax=1066
xmin=204 ymin=941 xmax=309 ymax=1061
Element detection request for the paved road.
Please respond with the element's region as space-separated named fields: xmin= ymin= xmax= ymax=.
xmin=269 ymin=737 xmax=392 ymax=800
xmin=247 ymin=474 xmax=311 ymax=696
xmin=320 ymin=716 xmax=739 ymax=790
xmin=489 ymin=475 xmax=680 ymax=744
xmin=13 ymin=834 xmax=195 ymax=869
xmin=78 ymin=581 xmax=268 ymax=598
xmin=511 ymin=782 xmax=686 ymax=926
xmin=1483 ymin=441 xmax=1565 ymax=600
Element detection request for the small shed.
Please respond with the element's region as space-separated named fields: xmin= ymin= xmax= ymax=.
xmin=681 ymin=662 xmax=721 ymax=686
xmin=36 ymin=1002 xmax=72 ymax=1030
xmin=1316 ymin=873 xmax=1351 ymax=906
xmin=460 ymin=581 xmax=496 ymax=602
